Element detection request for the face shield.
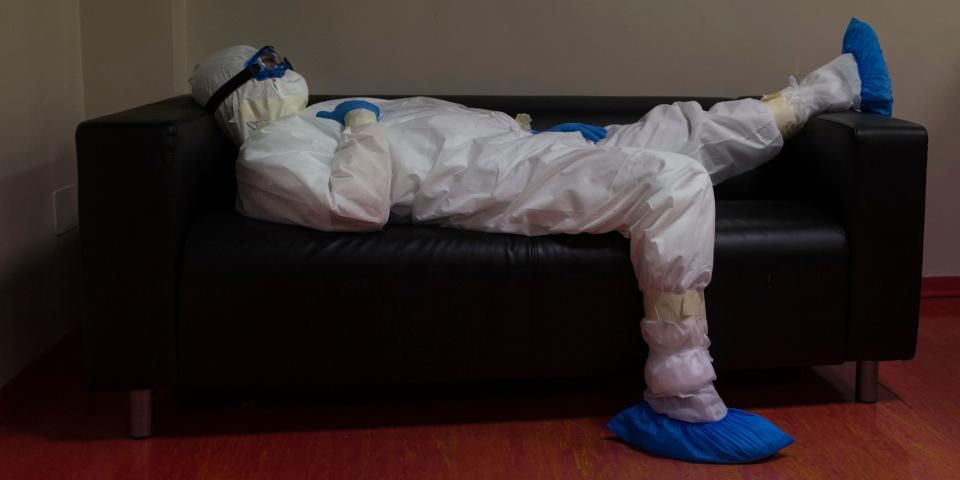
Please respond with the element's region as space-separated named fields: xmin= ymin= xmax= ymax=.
xmin=190 ymin=45 xmax=309 ymax=146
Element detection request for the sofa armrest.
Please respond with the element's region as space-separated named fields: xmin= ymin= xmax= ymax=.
xmin=77 ymin=95 xmax=236 ymax=389
xmin=791 ymin=112 xmax=928 ymax=361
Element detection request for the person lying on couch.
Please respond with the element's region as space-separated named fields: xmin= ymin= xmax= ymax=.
xmin=188 ymin=17 xmax=892 ymax=464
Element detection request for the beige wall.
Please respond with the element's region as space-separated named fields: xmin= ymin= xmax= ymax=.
xmin=0 ymin=0 xmax=188 ymax=391
xmin=79 ymin=0 xmax=186 ymax=118
xmin=184 ymin=0 xmax=959 ymax=275
xmin=0 ymin=1 xmax=85 ymax=387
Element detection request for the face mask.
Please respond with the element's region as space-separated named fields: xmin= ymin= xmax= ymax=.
xmin=230 ymin=69 xmax=309 ymax=137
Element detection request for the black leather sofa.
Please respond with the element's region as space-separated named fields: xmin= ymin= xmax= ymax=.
xmin=76 ymin=95 xmax=927 ymax=438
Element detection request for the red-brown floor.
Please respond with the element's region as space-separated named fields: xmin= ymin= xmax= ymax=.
xmin=1 ymin=299 xmax=958 ymax=480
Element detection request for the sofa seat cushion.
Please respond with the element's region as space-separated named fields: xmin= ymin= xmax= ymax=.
xmin=178 ymin=201 xmax=847 ymax=388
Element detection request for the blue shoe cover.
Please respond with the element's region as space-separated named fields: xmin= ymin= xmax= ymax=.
xmin=608 ymin=402 xmax=794 ymax=464
xmin=842 ymin=17 xmax=893 ymax=116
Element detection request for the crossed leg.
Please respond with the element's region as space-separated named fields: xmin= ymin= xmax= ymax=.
xmin=599 ymin=51 xmax=864 ymax=187
xmin=600 ymin=98 xmax=784 ymax=185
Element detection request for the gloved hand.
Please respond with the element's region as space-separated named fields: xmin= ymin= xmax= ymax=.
xmin=538 ymin=123 xmax=608 ymax=143
xmin=316 ymin=100 xmax=381 ymax=125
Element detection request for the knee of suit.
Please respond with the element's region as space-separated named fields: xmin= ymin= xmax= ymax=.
xmin=648 ymin=153 xmax=713 ymax=216
xmin=628 ymin=154 xmax=715 ymax=292
xmin=616 ymin=151 xmax=712 ymax=211
xmin=676 ymin=156 xmax=713 ymax=199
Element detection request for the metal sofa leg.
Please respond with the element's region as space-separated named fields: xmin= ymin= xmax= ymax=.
xmin=855 ymin=361 xmax=879 ymax=403
xmin=129 ymin=389 xmax=154 ymax=438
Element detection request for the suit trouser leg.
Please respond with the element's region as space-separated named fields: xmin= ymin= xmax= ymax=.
xmin=417 ymin=141 xmax=724 ymax=422
xmin=600 ymin=98 xmax=783 ymax=185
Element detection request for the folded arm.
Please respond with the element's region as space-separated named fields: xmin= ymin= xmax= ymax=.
xmin=326 ymin=121 xmax=392 ymax=230
xmin=236 ymin=101 xmax=392 ymax=232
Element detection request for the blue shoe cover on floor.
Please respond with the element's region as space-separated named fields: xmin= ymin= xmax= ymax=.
xmin=608 ymin=402 xmax=794 ymax=464
xmin=842 ymin=17 xmax=893 ymax=116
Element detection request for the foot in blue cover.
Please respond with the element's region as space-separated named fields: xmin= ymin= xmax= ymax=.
xmin=608 ymin=402 xmax=794 ymax=464
xmin=842 ymin=17 xmax=893 ymax=116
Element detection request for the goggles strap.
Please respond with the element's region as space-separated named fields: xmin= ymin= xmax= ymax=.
xmin=204 ymin=63 xmax=261 ymax=114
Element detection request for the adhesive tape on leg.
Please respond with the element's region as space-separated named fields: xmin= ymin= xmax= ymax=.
xmin=761 ymin=92 xmax=801 ymax=139
xmin=643 ymin=290 xmax=706 ymax=323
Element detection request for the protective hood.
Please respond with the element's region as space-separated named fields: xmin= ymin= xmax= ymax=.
xmin=189 ymin=45 xmax=309 ymax=146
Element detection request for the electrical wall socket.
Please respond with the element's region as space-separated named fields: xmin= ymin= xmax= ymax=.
xmin=53 ymin=184 xmax=79 ymax=235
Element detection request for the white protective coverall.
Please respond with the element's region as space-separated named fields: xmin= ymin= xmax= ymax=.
xmin=192 ymin=47 xmax=860 ymax=424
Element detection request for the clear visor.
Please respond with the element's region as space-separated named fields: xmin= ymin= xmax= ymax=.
xmin=256 ymin=49 xmax=281 ymax=69
xmin=245 ymin=46 xmax=293 ymax=80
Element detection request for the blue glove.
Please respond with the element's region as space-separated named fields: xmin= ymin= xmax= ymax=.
xmin=316 ymin=100 xmax=381 ymax=125
xmin=538 ymin=123 xmax=608 ymax=143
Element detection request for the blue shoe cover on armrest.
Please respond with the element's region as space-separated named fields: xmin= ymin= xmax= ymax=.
xmin=608 ymin=402 xmax=794 ymax=464
xmin=842 ymin=17 xmax=893 ymax=116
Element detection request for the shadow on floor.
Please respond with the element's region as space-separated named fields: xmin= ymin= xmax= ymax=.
xmin=1 ymin=331 xmax=893 ymax=442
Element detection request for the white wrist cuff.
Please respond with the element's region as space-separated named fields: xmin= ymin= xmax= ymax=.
xmin=345 ymin=109 xmax=378 ymax=127
xmin=514 ymin=113 xmax=533 ymax=132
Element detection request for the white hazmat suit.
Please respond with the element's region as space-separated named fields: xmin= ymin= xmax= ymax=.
xmin=190 ymin=46 xmax=861 ymax=426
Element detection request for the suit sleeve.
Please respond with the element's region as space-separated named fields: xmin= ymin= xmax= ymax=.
xmin=325 ymin=122 xmax=393 ymax=231
xmin=235 ymin=116 xmax=392 ymax=232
